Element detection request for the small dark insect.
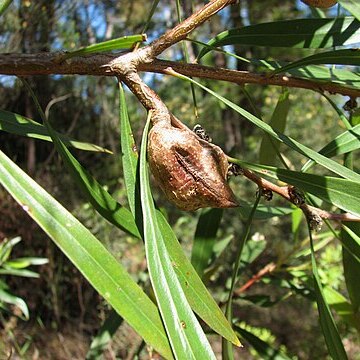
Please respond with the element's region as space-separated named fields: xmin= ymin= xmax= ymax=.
xmin=193 ymin=124 xmax=212 ymax=143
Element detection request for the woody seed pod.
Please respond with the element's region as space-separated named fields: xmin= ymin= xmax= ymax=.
xmin=148 ymin=121 xmax=238 ymax=211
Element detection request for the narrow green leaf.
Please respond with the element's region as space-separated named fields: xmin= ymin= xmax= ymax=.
xmin=338 ymin=0 xmax=360 ymax=21
xmin=4 ymin=257 xmax=48 ymax=268
xmin=118 ymin=85 xmax=238 ymax=346
xmin=86 ymin=309 xmax=123 ymax=360
xmin=323 ymin=286 xmax=360 ymax=330
xmin=342 ymin=223 xmax=360 ymax=315
xmin=157 ymin=212 xmax=240 ymax=346
xmin=60 ymin=34 xmax=146 ymax=60
xmin=0 ymin=0 xmax=13 ymax=16
xmin=0 ymin=236 xmax=21 ymax=263
xmin=0 ymin=110 xmax=112 ymax=153
xmin=0 ymin=268 xmax=39 ymax=278
xmin=119 ymin=82 xmax=139 ymax=216
xmin=239 ymin=203 xmax=293 ymax=220
xmin=272 ymin=49 xmax=360 ymax=75
xmin=174 ymin=73 xmax=360 ymax=182
xmin=198 ymin=17 xmax=360 ymax=58
xmin=0 ymin=150 xmax=172 ymax=359
xmin=341 ymin=224 xmax=360 ymax=262
xmin=223 ymin=193 xmax=261 ymax=359
xmin=19 ymin=79 xmax=140 ymax=238
xmin=309 ymin=224 xmax=348 ymax=360
xmin=140 ymin=115 xmax=216 ymax=359
xmin=302 ymin=124 xmax=360 ymax=172
xmin=232 ymin=160 xmax=360 ymax=217
xmin=0 ymin=288 xmax=29 ymax=319
xmin=191 ymin=208 xmax=223 ymax=278
xmin=234 ymin=324 xmax=293 ymax=360
xmin=259 ymin=89 xmax=290 ymax=166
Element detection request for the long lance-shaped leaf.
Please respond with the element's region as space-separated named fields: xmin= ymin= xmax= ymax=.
xmin=342 ymin=223 xmax=360 ymax=316
xmin=302 ymin=124 xmax=360 ymax=172
xmin=20 ymin=79 xmax=140 ymax=238
xmin=272 ymin=49 xmax=360 ymax=75
xmin=309 ymin=223 xmax=348 ymax=360
xmin=0 ymin=0 xmax=13 ymax=16
xmin=338 ymin=0 xmax=360 ymax=22
xmin=0 ymin=109 xmax=112 ymax=153
xmin=0 ymin=150 xmax=172 ymax=359
xmin=191 ymin=208 xmax=223 ymax=279
xmin=198 ymin=17 xmax=360 ymax=58
xmin=156 ymin=211 xmax=241 ymax=347
xmin=222 ymin=193 xmax=261 ymax=359
xmin=119 ymin=82 xmax=139 ymax=216
xmin=234 ymin=324 xmax=293 ymax=360
xmin=60 ymin=34 xmax=146 ymax=61
xmin=140 ymin=115 xmax=217 ymax=359
xmin=193 ymin=39 xmax=360 ymax=88
xmin=86 ymin=309 xmax=123 ymax=360
xmin=231 ymin=159 xmax=360 ymax=218
xmin=119 ymin=91 xmax=240 ymax=346
xmin=259 ymin=89 xmax=290 ymax=166
xmin=171 ymin=72 xmax=360 ymax=183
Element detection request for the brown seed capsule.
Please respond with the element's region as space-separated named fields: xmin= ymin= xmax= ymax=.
xmin=147 ymin=121 xmax=238 ymax=211
xmin=301 ymin=0 xmax=337 ymax=8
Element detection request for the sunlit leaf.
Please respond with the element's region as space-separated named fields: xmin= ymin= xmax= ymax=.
xmin=120 ymin=93 xmax=239 ymax=346
xmin=0 ymin=150 xmax=172 ymax=359
xmin=139 ymin=114 xmax=216 ymax=359
xmin=60 ymin=34 xmax=146 ymax=60
xmin=338 ymin=0 xmax=360 ymax=21
xmin=0 ymin=0 xmax=13 ymax=16
xmin=302 ymin=124 xmax=360 ymax=172
xmin=157 ymin=211 xmax=240 ymax=346
xmin=171 ymin=72 xmax=360 ymax=183
xmin=232 ymin=160 xmax=360 ymax=217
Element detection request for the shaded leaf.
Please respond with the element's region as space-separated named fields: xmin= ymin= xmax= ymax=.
xmin=272 ymin=49 xmax=360 ymax=75
xmin=342 ymin=223 xmax=360 ymax=314
xmin=86 ymin=309 xmax=123 ymax=360
xmin=0 ymin=110 xmax=112 ymax=153
xmin=309 ymin=224 xmax=348 ymax=360
xmin=0 ymin=288 xmax=29 ymax=319
xmin=0 ymin=0 xmax=13 ymax=16
xmin=191 ymin=208 xmax=223 ymax=278
xmin=198 ymin=17 xmax=360 ymax=58
xmin=234 ymin=324 xmax=293 ymax=360
xmin=239 ymin=203 xmax=294 ymax=220
xmin=259 ymin=89 xmax=290 ymax=166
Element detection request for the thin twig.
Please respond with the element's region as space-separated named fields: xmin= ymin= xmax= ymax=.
xmin=240 ymin=167 xmax=360 ymax=225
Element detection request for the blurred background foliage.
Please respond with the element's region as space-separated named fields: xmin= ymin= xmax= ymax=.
xmin=0 ymin=0 xmax=359 ymax=359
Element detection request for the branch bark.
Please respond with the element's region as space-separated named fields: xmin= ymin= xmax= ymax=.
xmin=0 ymin=54 xmax=359 ymax=98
